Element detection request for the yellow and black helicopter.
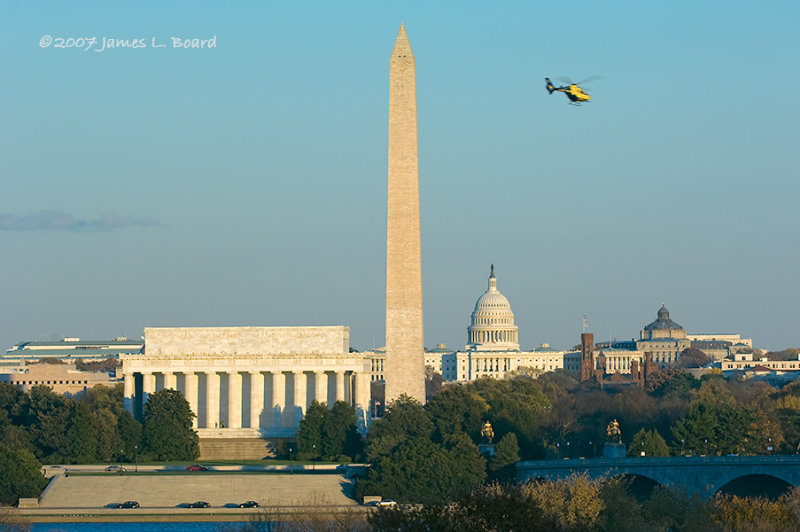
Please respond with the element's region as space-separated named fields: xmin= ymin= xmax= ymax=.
xmin=545 ymin=76 xmax=601 ymax=105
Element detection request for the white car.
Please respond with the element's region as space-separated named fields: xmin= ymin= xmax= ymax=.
xmin=376 ymin=499 xmax=397 ymax=508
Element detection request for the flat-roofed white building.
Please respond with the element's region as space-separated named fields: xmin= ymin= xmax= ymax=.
xmin=2 ymin=337 xmax=143 ymax=367
xmin=688 ymin=334 xmax=753 ymax=348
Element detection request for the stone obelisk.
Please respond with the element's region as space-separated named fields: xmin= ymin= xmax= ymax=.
xmin=385 ymin=24 xmax=425 ymax=404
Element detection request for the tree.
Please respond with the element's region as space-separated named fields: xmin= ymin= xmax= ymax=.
xmin=93 ymin=407 xmax=123 ymax=462
xmin=0 ymin=442 xmax=48 ymax=505
xmin=628 ymin=428 xmax=670 ymax=457
xmin=323 ymin=401 xmax=362 ymax=461
xmin=141 ymin=389 xmax=198 ymax=461
xmin=0 ymin=382 xmax=26 ymax=428
xmin=364 ymin=394 xmax=433 ymax=461
xmin=671 ymin=402 xmax=758 ymax=456
xmin=295 ymin=400 xmax=363 ymax=462
xmin=646 ymin=368 xmax=698 ymax=398
xmin=489 ymin=432 xmax=520 ymax=481
xmin=765 ymin=348 xmax=800 ymax=361
xmin=677 ymin=348 xmax=709 ymax=369
xmin=426 ymin=385 xmax=488 ymax=444
xmin=425 ymin=369 xmax=445 ymax=400
xmin=521 ymin=473 xmax=605 ymax=531
xmin=296 ymin=400 xmax=327 ymax=460
xmin=714 ymin=494 xmax=798 ymax=531
xmin=24 ymin=385 xmax=74 ymax=462
xmin=117 ymin=410 xmax=142 ymax=461
xmin=64 ymin=402 xmax=98 ymax=463
xmin=357 ymin=435 xmax=485 ymax=504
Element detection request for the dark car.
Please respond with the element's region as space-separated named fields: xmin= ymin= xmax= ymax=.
xmin=239 ymin=500 xmax=259 ymax=508
xmin=114 ymin=501 xmax=139 ymax=509
xmin=189 ymin=501 xmax=211 ymax=508
xmin=186 ymin=465 xmax=209 ymax=471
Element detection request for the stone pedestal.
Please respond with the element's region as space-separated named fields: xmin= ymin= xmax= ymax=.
xmin=478 ymin=444 xmax=496 ymax=457
xmin=604 ymin=442 xmax=626 ymax=459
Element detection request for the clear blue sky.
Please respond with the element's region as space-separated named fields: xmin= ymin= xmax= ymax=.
xmin=1 ymin=1 xmax=798 ymax=352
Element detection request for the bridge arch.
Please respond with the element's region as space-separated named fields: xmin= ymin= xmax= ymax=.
xmin=715 ymin=474 xmax=794 ymax=500
xmin=517 ymin=456 xmax=800 ymax=498
xmin=612 ymin=473 xmax=662 ymax=501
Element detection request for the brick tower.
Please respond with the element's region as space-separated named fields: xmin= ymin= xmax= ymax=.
xmin=580 ymin=332 xmax=595 ymax=382
xmin=385 ymin=24 xmax=425 ymax=404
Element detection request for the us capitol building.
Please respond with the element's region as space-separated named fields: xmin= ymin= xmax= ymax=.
xmin=370 ymin=266 xmax=570 ymax=383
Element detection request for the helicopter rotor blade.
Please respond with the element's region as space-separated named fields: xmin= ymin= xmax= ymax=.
xmin=575 ymin=74 xmax=603 ymax=85
xmin=555 ymin=76 xmax=573 ymax=85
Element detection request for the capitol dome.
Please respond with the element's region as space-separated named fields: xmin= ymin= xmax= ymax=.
xmin=467 ymin=266 xmax=520 ymax=351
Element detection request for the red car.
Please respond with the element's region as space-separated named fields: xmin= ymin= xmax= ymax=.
xmin=186 ymin=465 xmax=209 ymax=471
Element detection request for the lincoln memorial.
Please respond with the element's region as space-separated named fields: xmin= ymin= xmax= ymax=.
xmin=121 ymin=326 xmax=372 ymax=439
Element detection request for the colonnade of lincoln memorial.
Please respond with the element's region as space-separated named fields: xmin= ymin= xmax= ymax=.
xmin=121 ymin=326 xmax=372 ymax=437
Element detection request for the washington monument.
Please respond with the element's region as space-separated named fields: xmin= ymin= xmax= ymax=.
xmin=385 ymin=24 xmax=425 ymax=404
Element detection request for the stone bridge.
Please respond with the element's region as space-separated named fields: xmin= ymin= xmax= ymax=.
xmin=516 ymin=455 xmax=800 ymax=497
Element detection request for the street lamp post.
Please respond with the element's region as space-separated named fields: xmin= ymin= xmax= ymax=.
xmin=134 ymin=445 xmax=138 ymax=473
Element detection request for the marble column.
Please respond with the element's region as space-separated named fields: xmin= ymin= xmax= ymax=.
xmin=163 ymin=372 xmax=177 ymax=390
xmin=207 ymin=372 xmax=220 ymax=429
xmin=293 ymin=371 xmax=307 ymax=424
xmin=123 ymin=373 xmax=134 ymax=414
xmin=271 ymin=371 xmax=285 ymax=428
xmin=335 ymin=371 xmax=345 ymax=402
xmin=314 ymin=371 xmax=328 ymax=407
xmin=184 ymin=372 xmax=199 ymax=428
xmin=355 ymin=371 xmax=371 ymax=414
xmin=228 ymin=371 xmax=242 ymax=429
xmin=142 ymin=372 xmax=155 ymax=404
xmin=250 ymin=371 xmax=264 ymax=430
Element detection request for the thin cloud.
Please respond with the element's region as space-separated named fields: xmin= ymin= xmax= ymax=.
xmin=0 ymin=211 xmax=162 ymax=232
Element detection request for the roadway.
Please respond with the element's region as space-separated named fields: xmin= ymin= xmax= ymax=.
xmin=19 ymin=466 xmax=369 ymax=522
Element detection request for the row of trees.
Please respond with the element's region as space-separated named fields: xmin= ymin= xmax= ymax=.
xmin=0 ymin=382 xmax=141 ymax=464
xmin=0 ymin=383 xmax=198 ymax=504
xmin=369 ymin=475 xmax=800 ymax=532
xmin=537 ymin=368 xmax=800 ymax=459
xmin=0 ymin=383 xmax=200 ymax=465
